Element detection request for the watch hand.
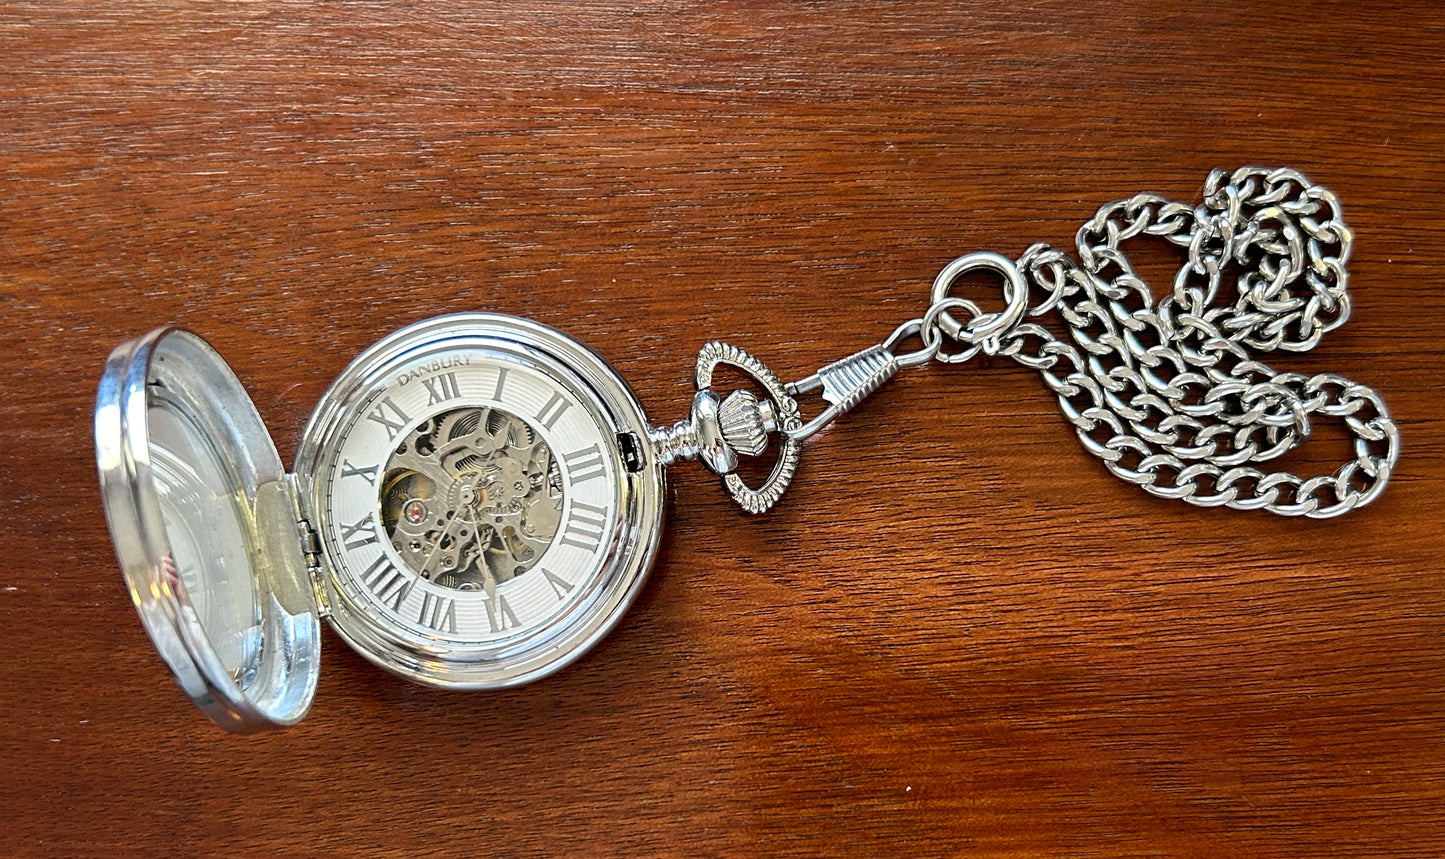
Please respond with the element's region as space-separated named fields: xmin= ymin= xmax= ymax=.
xmin=417 ymin=506 xmax=473 ymax=581
xmin=482 ymin=557 xmax=498 ymax=604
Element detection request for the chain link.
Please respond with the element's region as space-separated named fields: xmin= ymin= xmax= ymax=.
xmin=951 ymin=166 xmax=1400 ymax=518
xmin=681 ymin=167 xmax=1397 ymax=517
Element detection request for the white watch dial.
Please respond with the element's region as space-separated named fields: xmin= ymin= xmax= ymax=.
xmin=322 ymin=354 xmax=620 ymax=645
xmin=294 ymin=314 xmax=665 ymax=690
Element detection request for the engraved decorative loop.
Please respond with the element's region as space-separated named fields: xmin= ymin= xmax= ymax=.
xmin=694 ymin=341 xmax=804 ymax=515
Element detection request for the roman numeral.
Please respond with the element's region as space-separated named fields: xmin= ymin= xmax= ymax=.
xmin=361 ymin=555 xmax=411 ymax=612
xmin=418 ymin=592 xmax=458 ymax=634
xmin=341 ymin=459 xmax=379 ymax=485
xmin=563 ymin=444 xmax=607 ymax=485
xmin=491 ymin=366 xmax=509 ymax=401
xmin=542 ymin=568 xmax=574 ymax=600
xmin=341 ymin=515 xmax=379 ymax=550
xmin=559 ymin=500 xmax=607 ymax=552
xmin=367 ymin=396 xmax=411 ymax=440
xmin=534 ymin=392 xmax=571 ymax=430
xmin=423 ymin=372 xmax=462 ymax=406
xmin=484 ymin=592 xmax=520 ymax=633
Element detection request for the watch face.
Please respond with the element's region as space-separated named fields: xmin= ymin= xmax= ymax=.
xmin=294 ymin=314 xmax=664 ymax=689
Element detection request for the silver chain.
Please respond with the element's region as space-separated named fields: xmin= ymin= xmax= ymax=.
xmin=668 ymin=167 xmax=1399 ymax=518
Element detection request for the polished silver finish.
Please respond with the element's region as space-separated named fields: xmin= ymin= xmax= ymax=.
xmin=650 ymin=341 xmax=802 ymax=514
xmin=671 ymin=167 xmax=1395 ymax=518
xmin=295 ymin=510 xmax=330 ymax=616
xmin=98 ymin=315 xmax=665 ymax=731
xmin=928 ymin=251 xmax=1030 ymax=362
xmin=717 ymin=390 xmax=776 ymax=457
xmin=990 ymin=167 xmax=1398 ymax=517
xmin=95 ymin=328 xmax=321 ymax=733
xmin=691 ymin=389 xmax=736 ymax=474
xmin=788 ymin=345 xmax=900 ymax=442
xmin=296 ymin=314 xmax=666 ymax=690
xmin=98 ymin=165 xmax=1396 ymax=734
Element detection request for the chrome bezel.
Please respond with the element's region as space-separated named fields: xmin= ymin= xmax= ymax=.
xmin=95 ymin=328 xmax=322 ymax=733
xmin=294 ymin=313 xmax=666 ymax=689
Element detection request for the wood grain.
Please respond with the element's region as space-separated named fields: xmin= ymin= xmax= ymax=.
xmin=2 ymin=2 xmax=1442 ymax=855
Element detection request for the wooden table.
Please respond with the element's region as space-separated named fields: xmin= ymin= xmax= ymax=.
xmin=3 ymin=3 xmax=1441 ymax=855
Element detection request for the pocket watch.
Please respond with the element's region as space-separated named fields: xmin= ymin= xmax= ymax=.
xmin=95 ymin=168 xmax=1399 ymax=732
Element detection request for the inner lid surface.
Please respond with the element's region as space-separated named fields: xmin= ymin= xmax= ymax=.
xmin=95 ymin=327 xmax=320 ymax=733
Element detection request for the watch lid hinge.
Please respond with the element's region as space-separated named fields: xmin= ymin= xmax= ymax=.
xmin=285 ymin=473 xmax=331 ymax=618
xmin=296 ymin=516 xmax=331 ymax=617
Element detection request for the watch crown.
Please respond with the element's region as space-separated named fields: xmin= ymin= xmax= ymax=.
xmin=718 ymin=390 xmax=778 ymax=458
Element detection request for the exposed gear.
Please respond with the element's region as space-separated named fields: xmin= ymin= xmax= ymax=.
xmin=379 ymin=406 xmax=563 ymax=590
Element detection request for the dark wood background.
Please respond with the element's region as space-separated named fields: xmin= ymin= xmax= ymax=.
xmin=2 ymin=2 xmax=1441 ymax=856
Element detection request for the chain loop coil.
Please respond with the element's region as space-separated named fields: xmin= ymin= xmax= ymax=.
xmin=977 ymin=166 xmax=1397 ymax=518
